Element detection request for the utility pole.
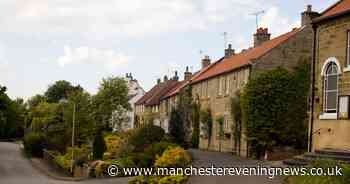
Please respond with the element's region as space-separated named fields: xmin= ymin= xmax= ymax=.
xmin=250 ymin=10 xmax=265 ymax=29
xmin=71 ymin=102 xmax=76 ymax=174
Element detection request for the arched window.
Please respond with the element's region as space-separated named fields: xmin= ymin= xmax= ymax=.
xmin=324 ymin=62 xmax=339 ymax=113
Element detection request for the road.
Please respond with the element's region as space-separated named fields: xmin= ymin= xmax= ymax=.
xmin=187 ymin=149 xmax=283 ymax=184
xmin=0 ymin=142 xmax=130 ymax=184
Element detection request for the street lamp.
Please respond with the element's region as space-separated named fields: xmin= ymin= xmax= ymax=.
xmin=59 ymin=99 xmax=76 ymax=174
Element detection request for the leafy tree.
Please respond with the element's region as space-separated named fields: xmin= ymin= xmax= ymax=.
xmin=92 ymin=77 xmax=130 ymax=130
xmin=63 ymin=90 xmax=94 ymax=146
xmin=200 ymin=108 xmax=213 ymax=149
xmin=45 ymin=80 xmax=82 ymax=103
xmin=241 ymin=64 xmax=310 ymax=159
xmin=177 ymin=86 xmax=194 ymax=144
xmin=191 ymin=95 xmax=200 ymax=148
xmin=29 ymin=102 xmax=60 ymax=132
xmin=230 ymin=92 xmax=242 ymax=155
xmin=27 ymin=94 xmax=47 ymax=110
xmin=168 ymin=109 xmax=185 ymax=146
xmin=0 ymin=85 xmax=25 ymax=138
xmin=93 ymin=129 xmax=106 ymax=160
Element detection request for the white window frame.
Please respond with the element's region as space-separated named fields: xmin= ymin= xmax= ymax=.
xmin=320 ymin=57 xmax=341 ymax=120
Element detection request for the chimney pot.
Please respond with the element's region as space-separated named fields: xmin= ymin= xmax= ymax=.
xmin=184 ymin=66 xmax=193 ymax=80
xmin=254 ymin=27 xmax=271 ymax=47
xmin=164 ymin=75 xmax=168 ymax=82
xmin=157 ymin=78 xmax=161 ymax=84
xmin=201 ymin=55 xmax=211 ymax=69
xmin=301 ymin=4 xmax=319 ymax=26
xmin=225 ymin=43 xmax=235 ymax=58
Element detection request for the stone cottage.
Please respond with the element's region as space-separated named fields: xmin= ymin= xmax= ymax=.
xmin=134 ymin=74 xmax=180 ymax=130
xmin=310 ymin=0 xmax=350 ymax=152
xmin=190 ymin=6 xmax=315 ymax=156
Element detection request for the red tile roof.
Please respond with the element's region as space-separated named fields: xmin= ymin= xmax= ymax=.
xmin=135 ymin=83 xmax=163 ymax=105
xmin=317 ymin=0 xmax=350 ymax=21
xmin=145 ymin=80 xmax=179 ymax=106
xmin=161 ymin=58 xmax=225 ymax=99
xmin=191 ymin=28 xmax=302 ymax=84
xmin=162 ymin=80 xmax=188 ymax=99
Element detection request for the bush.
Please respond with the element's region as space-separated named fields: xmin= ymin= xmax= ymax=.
xmin=158 ymin=175 xmax=188 ymax=184
xmin=128 ymin=124 xmax=165 ymax=152
xmin=241 ymin=65 xmax=309 ymax=158
xmin=155 ymin=147 xmax=191 ymax=168
xmin=93 ymin=130 xmax=106 ymax=160
xmin=288 ymin=159 xmax=350 ymax=184
xmin=23 ymin=132 xmax=46 ymax=157
xmin=129 ymin=175 xmax=188 ymax=184
xmin=54 ymin=146 xmax=89 ymax=171
xmin=94 ymin=160 xmax=111 ymax=177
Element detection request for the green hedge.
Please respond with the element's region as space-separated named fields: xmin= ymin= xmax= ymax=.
xmin=23 ymin=132 xmax=46 ymax=157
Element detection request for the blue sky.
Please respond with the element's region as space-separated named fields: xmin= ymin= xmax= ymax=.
xmin=0 ymin=0 xmax=338 ymax=99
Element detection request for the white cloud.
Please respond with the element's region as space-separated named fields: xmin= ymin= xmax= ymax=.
xmin=0 ymin=0 xmax=272 ymax=38
xmin=260 ymin=6 xmax=301 ymax=36
xmin=57 ymin=46 xmax=130 ymax=71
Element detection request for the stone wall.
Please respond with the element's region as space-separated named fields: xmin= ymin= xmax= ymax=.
xmin=251 ymin=26 xmax=313 ymax=76
xmin=192 ymin=66 xmax=250 ymax=156
xmin=314 ymin=14 xmax=350 ymax=116
xmin=312 ymin=14 xmax=350 ymax=151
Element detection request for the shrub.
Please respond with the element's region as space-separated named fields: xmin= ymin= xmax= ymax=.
xmin=93 ymin=130 xmax=106 ymax=160
xmin=129 ymin=175 xmax=188 ymax=184
xmin=168 ymin=109 xmax=185 ymax=146
xmin=241 ymin=65 xmax=309 ymax=158
xmin=128 ymin=124 xmax=165 ymax=152
xmin=158 ymin=175 xmax=188 ymax=184
xmin=54 ymin=146 xmax=89 ymax=171
xmin=23 ymin=132 xmax=46 ymax=157
xmin=94 ymin=160 xmax=111 ymax=177
xmin=155 ymin=147 xmax=191 ymax=168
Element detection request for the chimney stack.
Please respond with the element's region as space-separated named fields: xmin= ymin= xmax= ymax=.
xmin=301 ymin=5 xmax=319 ymax=26
xmin=201 ymin=55 xmax=211 ymax=69
xmin=225 ymin=44 xmax=235 ymax=58
xmin=173 ymin=71 xmax=179 ymax=81
xmin=184 ymin=66 xmax=192 ymax=80
xmin=254 ymin=28 xmax=271 ymax=47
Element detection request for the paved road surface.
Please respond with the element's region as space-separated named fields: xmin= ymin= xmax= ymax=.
xmin=187 ymin=149 xmax=283 ymax=184
xmin=0 ymin=142 xmax=130 ymax=184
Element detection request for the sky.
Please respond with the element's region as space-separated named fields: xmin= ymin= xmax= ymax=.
xmin=0 ymin=0 xmax=339 ymax=100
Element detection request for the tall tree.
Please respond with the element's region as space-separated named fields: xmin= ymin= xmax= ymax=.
xmin=231 ymin=92 xmax=242 ymax=155
xmin=92 ymin=77 xmax=130 ymax=130
xmin=0 ymin=85 xmax=25 ymax=138
xmin=44 ymin=80 xmax=82 ymax=103
xmin=169 ymin=109 xmax=185 ymax=146
xmin=191 ymin=95 xmax=200 ymax=148
xmin=177 ymin=86 xmax=194 ymax=144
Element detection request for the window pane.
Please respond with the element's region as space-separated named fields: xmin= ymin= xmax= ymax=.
xmin=327 ymin=75 xmax=337 ymax=90
xmin=326 ymin=91 xmax=337 ymax=110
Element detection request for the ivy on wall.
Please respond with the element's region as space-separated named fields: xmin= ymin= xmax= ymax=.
xmin=241 ymin=62 xmax=310 ymax=158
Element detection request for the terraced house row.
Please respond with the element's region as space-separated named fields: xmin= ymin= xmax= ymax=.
xmin=135 ymin=0 xmax=350 ymax=157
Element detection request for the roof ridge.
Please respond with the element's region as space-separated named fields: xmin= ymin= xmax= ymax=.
xmin=320 ymin=0 xmax=344 ymax=15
